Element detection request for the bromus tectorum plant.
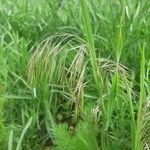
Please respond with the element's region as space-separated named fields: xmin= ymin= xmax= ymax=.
xmin=0 ymin=0 xmax=150 ymax=149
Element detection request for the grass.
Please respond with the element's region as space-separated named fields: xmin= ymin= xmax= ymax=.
xmin=0 ymin=0 xmax=150 ymax=150
xmin=80 ymin=0 xmax=103 ymax=96
xmin=134 ymin=42 xmax=146 ymax=150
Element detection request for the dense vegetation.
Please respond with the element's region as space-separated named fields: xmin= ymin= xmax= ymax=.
xmin=0 ymin=0 xmax=150 ymax=150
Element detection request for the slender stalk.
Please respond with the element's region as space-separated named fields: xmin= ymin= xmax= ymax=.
xmin=134 ymin=42 xmax=145 ymax=150
xmin=125 ymin=74 xmax=136 ymax=150
xmin=80 ymin=0 xmax=103 ymax=96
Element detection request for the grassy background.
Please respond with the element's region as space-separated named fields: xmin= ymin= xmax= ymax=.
xmin=0 ymin=0 xmax=150 ymax=150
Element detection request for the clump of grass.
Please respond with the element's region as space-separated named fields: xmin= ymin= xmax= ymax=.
xmin=0 ymin=0 xmax=150 ymax=149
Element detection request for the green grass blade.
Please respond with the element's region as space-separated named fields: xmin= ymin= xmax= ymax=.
xmin=80 ymin=0 xmax=103 ymax=95
xmin=16 ymin=117 xmax=33 ymax=150
xmin=134 ymin=42 xmax=145 ymax=150
xmin=8 ymin=130 xmax=13 ymax=150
